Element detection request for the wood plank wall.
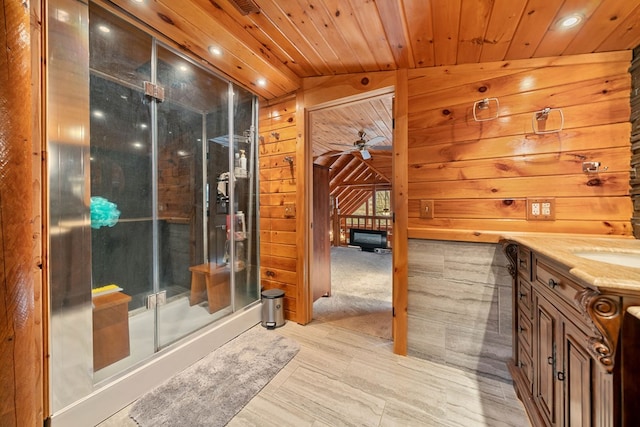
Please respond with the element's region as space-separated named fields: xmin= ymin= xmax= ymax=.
xmin=158 ymin=141 xmax=194 ymax=221
xmin=407 ymin=51 xmax=634 ymax=243
xmin=258 ymin=95 xmax=300 ymax=322
xmin=0 ymin=0 xmax=39 ymax=424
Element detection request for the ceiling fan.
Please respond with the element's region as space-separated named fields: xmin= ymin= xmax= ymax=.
xmin=335 ymin=131 xmax=390 ymax=160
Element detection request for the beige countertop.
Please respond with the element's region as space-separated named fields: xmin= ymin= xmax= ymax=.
xmin=501 ymin=233 xmax=640 ymax=292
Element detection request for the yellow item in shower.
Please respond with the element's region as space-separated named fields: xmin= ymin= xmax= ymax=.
xmin=92 ymin=284 xmax=123 ymax=297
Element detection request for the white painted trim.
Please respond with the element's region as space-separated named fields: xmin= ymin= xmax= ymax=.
xmin=50 ymin=304 xmax=262 ymax=427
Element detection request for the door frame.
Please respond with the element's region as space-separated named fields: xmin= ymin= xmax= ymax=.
xmin=296 ymin=70 xmax=408 ymax=354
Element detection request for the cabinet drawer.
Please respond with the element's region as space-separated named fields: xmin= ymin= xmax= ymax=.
xmin=517 ymin=279 xmax=532 ymax=317
xmin=518 ymin=311 xmax=533 ymax=357
xmin=517 ymin=345 xmax=534 ymax=395
xmin=535 ymin=259 xmax=582 ymax=315
xmin=518 ymin=246 xmax=532 ymax=281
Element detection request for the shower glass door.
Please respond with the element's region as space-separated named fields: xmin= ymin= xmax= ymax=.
xmin=48 ymin=0 xmax=261 ymax=415
xmin=89 ymin=4 xmax=156 ymax=383
xmin=155 ymin=45 xmax=233 ymax=348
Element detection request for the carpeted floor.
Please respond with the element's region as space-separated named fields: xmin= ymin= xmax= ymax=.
xmin=128 ymin=326 xmax=299 ymax=427
xmin=312 ymin=246 xmax=392 ymax=339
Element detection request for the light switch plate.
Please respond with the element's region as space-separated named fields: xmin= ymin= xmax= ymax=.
xmin=284 ymin=203 xmax=296 ymax=218
xmin=419 ymin=200 xmax=434 ymax=219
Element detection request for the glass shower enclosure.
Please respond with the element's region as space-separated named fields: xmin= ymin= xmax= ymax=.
xmin=47 ymin=0 xmax=260 ymax=419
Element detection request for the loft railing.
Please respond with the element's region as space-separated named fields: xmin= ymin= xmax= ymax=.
xmin=331 ymin=214 xmax=392 ymax=247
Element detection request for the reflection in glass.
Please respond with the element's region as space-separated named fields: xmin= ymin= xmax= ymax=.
xmin=49 ymin=0 xmax=261 ymax=418
xmin=87 ymin=4 xmax=260 ymax=377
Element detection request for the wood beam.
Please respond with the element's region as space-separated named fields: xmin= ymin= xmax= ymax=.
xmin=0 ymin=1 xmax=39 ymax=424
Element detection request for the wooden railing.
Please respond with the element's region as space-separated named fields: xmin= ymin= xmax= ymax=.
xmin=331 ymin=214 xmax=392 ymax=247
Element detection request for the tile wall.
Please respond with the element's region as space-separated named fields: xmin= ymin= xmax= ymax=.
xmin=407 ymin=239 xmax=513 ymax=381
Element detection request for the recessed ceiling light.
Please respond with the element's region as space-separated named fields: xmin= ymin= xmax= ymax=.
xmin=132 ymin=142 xmax=144 ymax=149
xmin=256 ymin=78 xmax=267 ymax=87
xmin=132 ymin=0 xmax=144 ymax=3
xmin=98 ymin=24 xmax=111 ymax=33
xmin=139 ymin=123 xmax=148 ymax=129
xmin=559 ymin=14 xmax=582 ymax=28
xmin=178 ymin=64 xmax=188 ymax=72
xmin=208 ymin=45 xmax=222 ymax=56
xmin=92 ymin=110 xmax=104 ymax=118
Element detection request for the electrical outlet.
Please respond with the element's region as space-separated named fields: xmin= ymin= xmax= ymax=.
xmin=527 ymin=198 xmax=555 ymax=221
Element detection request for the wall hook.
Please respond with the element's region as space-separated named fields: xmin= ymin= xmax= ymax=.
xmin=284 ymin=156 xmax=294 ymax=181
xmin=271 ymin=131 xmax=280 ymax=140
xmin=582 ymin=162 xmax=609 ymax=174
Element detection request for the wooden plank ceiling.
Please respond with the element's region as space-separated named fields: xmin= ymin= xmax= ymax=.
xmin=104 ymin=0 xmax=640 ymax=212
xmin=108 ymin=0 xmax=640 ymax=99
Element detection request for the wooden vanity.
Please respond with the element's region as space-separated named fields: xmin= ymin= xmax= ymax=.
xmin=502 ymin=235 xmax=640 ymax=427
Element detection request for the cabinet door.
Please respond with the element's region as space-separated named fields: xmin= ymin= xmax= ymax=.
xmin=535 ymin=294 xmax=561 ymax=426
xmin=562 ymin=321 xmax=593 ymax=427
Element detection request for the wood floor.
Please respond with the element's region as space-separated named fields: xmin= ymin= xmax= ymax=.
xmin=99 ymin=320 xmax=530 ymax=426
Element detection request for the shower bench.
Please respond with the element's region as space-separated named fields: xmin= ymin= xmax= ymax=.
xmin=189 ymin=263 xmax=231 ymax=313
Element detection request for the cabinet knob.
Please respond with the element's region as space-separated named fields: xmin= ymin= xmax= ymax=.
xmin=519 ymin=325 xmax=526 ymax=333
xmin=518 ymin=291 xmax=526 ymax=299
xmin=548 ymin=278 xmax=559 ymax=289
xmin=547 ymin=356 xmax=554 ymax=365
xmin=557 ymin=371 xmax=565 ymax=381
xmin=519 ymin=259 xmax=526 ymax=268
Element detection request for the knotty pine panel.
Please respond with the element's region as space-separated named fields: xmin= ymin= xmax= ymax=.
xmin=407 ymin=52 xmax=631 ymax=95
xmin=259 ymin=165 xmax=296 ymax=181
xmin=260 ymin=218 xmax=297 ymax=232
xmin=410 ymin=147 xmax=632 ymax=182
xmin=259 ymin=96 xmax=300 ymax=322
xmin=259 ymin=266 xmax=297 ymax=286
xmin=409 ymin=123 xmax=631 ymax=162
xmin=408 ymin=218 xmax=631 ymax=235
xmin=408 ymin=196 xmax=632 ymax=221
xmin=411 ymin=99 xmax=630 ymax=146
xmin=260 ymin=230 xmax=297 ymax=245
xmin=410 ymin=172 xmax=630 ymax=199
xmin=260 ymin=193 xmax=297 ymax=206
xmin=260 ymin=242 xmax=297 ymax=260
xmin=407 ymin=53 xmax=634 ymax=239
xmin=259 ymin=139 xmax=297 ymax=157
xmin=260 ymin=254 xmax=296 ymax=272
xmin=408 ymin=74 xmax=631 ymax=130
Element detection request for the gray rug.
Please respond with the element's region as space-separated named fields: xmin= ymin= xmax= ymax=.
xmin=129 ymin=326 xmax=299 ymax=426
xmin=313 ymin=247 xmax=392 ymax=339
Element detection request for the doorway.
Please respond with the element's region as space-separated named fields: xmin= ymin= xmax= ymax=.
xmin=307 ymin=92 xmax=394 ymax=339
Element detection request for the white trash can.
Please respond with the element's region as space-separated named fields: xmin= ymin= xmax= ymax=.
xmin=261 ymin=289 xmax=285 ymax=329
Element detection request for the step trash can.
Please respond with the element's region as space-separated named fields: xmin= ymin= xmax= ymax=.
xmin=261 ymin=289 xmax=285 ymax=329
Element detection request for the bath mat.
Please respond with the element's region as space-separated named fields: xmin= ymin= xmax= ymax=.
xmin=129 ymin=326 xmax=299 ymax=426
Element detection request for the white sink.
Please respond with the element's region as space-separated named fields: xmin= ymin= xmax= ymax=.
xmin=572 ymin=251 xmax=640 ymax=269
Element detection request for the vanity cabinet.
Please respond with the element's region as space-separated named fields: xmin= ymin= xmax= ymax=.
xmin=504 ymin=242 xmax=640 ymax=427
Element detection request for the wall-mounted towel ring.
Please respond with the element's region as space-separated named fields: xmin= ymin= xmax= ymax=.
xmin=532 ymin=107 xmax=564 ymax=134
xmin=473 ymin=97 xmax=500 ymax=122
